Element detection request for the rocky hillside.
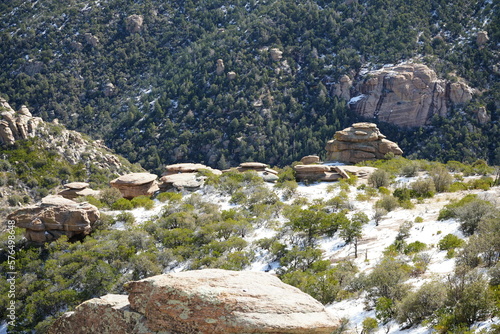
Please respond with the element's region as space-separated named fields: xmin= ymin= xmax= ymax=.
xmin=0 ymin=0 xmax=499 ymax=169
xmin=0 ymin=99 xmax=142 ymax=219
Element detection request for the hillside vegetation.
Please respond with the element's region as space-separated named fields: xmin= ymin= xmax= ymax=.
xmin=1 ymin=0 xmax=499 ymax=170
xmin=1 ymin=157 xmax=499 ymax=333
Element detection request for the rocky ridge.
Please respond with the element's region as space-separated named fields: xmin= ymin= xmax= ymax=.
xmin=339 ymin=63 xmax=476 ymax=127
xmin=49 ymin=269 xmax=339 ymax=334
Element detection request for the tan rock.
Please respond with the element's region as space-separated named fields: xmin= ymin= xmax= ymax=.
xmin=473 ymin=106 xmax=490 ymax=124
xmin=216 ymin=59 xmax=225 ymax=75
xmin=163 ymin=163 xmax=221 ymax=176
xmin=239 ymin=162 xmax=269 ymax=169
xmin=335 ymin=166 xmax=377 ymax=179
xmin=63 ymin=182 xmax=90 ymax=190
xmin=476 ymin=31 xmax=489 ymax=46
xmin=8 ymin=195 xmax=100 ymax=243
xmin=326 ymin=123 xmax=403 ymax=163
xmin=125 ymin=14 xmax=144 ymax=33
xmin=159 ymin=173 xmax=203 ymax=191
xmin=349 ymin=64 xmax=475 ymax=127
xmin=0 ymin=99 xmax=41 ymax=145
xmin=58 ymin=183 xmax=99 ymax=200
xmin=270 ymin=48 xmax=283 ymax=61
xmin=84 ymin=33 xmax=99 ymax=47
xmin=334 ymin=75 xmax=352 ymax=101
xmin=300 ymin=155 xmax=320 ymax=165
xmin=50 ymin=269 xmax=339 ymax=334
xmin=110 ymin=173 xmax=159 ymax=199
xmin=227 ymin=71 xmax=236 ymax=80
xmin=103 ymin=83 xmax=116 ymax=97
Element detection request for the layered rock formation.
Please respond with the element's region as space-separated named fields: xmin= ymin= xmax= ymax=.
xmin=293 ymin=164 xmax=377 ymax=182
xmin=159 ymin=163 xmax=221 ymax=191
xmin=325 ymin=123 xmax=403 ymax=163
xmin=125 ymin=14 xmax=144 ymax=33
xmin=49 ymin=269 xmax=339 ymax=334
xmin=8 ymin=195 xmax=100 ymax=243
xmin=57 ymin=182 xmax=98 ymax=200
xmin=270 ymin=48 xmax=283 ymax=61
xmin=0 ymin=99 xmax=42 ymax=145
xmin=216 ymin=59 xmax=225 ymax=75
xmin=110 ymin=173 xmax=159 ymax=199
xmin=347 ymin=64 xmax=474 ymax=127
xmin=300 ymin=155 xmax=321 ymax=165
xmin=225 ymin=162 xmax=279 ymax=182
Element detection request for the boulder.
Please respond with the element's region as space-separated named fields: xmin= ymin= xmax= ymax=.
xmin=333 ymin=75 xmax=352 ymax=101
xmin=227 ymin=71 xmax=237 ymax=80
xmin=293 ymin=164 xmax=343 ymax=182
xmin=0 ymin=100 xmax=42 ymax=145
xmin=270 ymin=48 xmax=283 ymax=61
xmin=300 ymin=155 xmax=320 ymax=165
xmin=325 ymin=123 xmax=403 ymax=163
xmin=58 ymin=182 xmax=99 ymax=200
xmin=348 ymin=64 xmax=474 ymax=127
xmin=473 ymin=106 xmax=490 ymax=124
xmin=125 ymin=14 xmax=144 ymax=33
xmin=163 ymin=163 xmax=221 ymax=176
xmin=110 ymin=173 xmax=159 ymax=199
xmin=476 ymin=31 xmax=489 ymax=47
xmin=103 ymin=83 xmax=116 ymax=97
xmin=84 ymin=33 xmax=99 ymax=47
xmin=159 ymin=173 xmax=204 ymax=191
xmin=49 ymin=269 xmax=339 ymax=334
xmin=8 ymin=195 xmax=100 ymax=243
xmin=216 ymin=59 xmax=225 ymax=75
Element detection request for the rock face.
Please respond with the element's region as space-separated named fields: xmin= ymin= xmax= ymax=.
xmin=163 ymin=163 xmax=222 ymax=176
xmin=49 ymin=269 xmax=339 ymax=334
xmin=160 ymin=163 xmax=222 ymax=191
xmin=8 ymin=195 xmax=100 ymax=243
xmin=125 ymin=14 xmax=144 ymax=33
xmin=333 ymin=75 xmax=352 ymax=101
xmin=325 ymin=123 xmax=403 ymax=163
xmin=300 ymin=155 xmax=321 ymax=165
xmin=216 ymin=59 xmax=225 ymax=75
xmin=348 ymin=64 xmax=474 ymax=127
xmin=110 ymin=173 xmax=159 ymax=199
xmin=57 ymin=182 xmax=99 ymax=200
xmin=294 ymin=165 xmax=343 ymax=182
xmin=0 ymin=99 xmax=42 ymax=145
xmin=270 ymin=48 xmax=283 ymax=61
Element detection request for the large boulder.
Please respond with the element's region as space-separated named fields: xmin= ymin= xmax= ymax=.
xmin=125 ymin=14 xmax=144 ymax=33
xmin=110 ymin=173 xmax=159 ymax=199
xmin=49 ymin=269 xmax=339 ymax=334
xmin=57 ymin=182 xmax=99 ymax=200
xmin=159 ymin=173 xmax=204 ymax=191
xmin=348 ymin=64 xmax=474 ymax=127
xmin=325 ymin=123 xmax=403 ymax=163
xmin=294 ymin=165 xmax=343 ymax=182
xmin=7 ymin=195 xmax=100 ymax=243
xmin=0 ymin=99 xmax=42 ymax=145
xmin=163 ymin=163 xmax=221 ymax=176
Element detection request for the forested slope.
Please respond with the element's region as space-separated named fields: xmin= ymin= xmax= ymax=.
xmin=0 ymin=0 xmax=499 ymax=170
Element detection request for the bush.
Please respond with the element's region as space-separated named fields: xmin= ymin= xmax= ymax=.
xmin=375 ymin=195 xmax=399 ymax=212
xmin=156 ymin=191 xmax=183 ymax=202
xmin=368 ymin=169 xmax=391 ymax=188
xmin=111 ymin=198 xmax=134 ymax=210
xmin=7 ymin=194 xmax=23 ymax=206
xmin=131 ymin=195 xmax=155 ymax=210
xmin=115 ymin=212 xmax=136 ymax=225
xmin=362 ymin=317 xmax=378 ymax=333
xmin=99 ymin=187 xmax=123 ymax=206
xmin=404 ymin=241 xmax=427 ymax=255
xmin=431 ymin=167 xmax=453 ymax=192
xmin=410 ymin=178 xmax=435 ymax=198
xmin=438 ymin=234 xmax=464 ymax=251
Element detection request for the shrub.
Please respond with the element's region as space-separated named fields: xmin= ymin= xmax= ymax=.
xmin=115 ymin=212 xmax=136 ymax=225
xmin=7 ymin=194 xmax=23 ymax=206
xmin=99 ymin=187 xmax=123 ymax=206
xmin=466 ymin=177 xmax=493 ymax=190
xmin=375 ymin=195 xmax=399 ymax=212
xmin=131 ymin=195 xmax=155 ymax=210
xmin=410 ymin=178 xmax=435 ymax=198
xmin=368 ymin=169 xmax=391 ymax=188
xmin=156 ymin=191 xmax=183 ymax=202
xmin=111 ymin=198 xmax=134 ymax=210
xmin=438 ymin=234 xmax=464 ymax=251
xmin=362 ymin=317 xmax=378 ymax=333
xmin=431 ymin=167 xmax=453 ymax=192
xmin=414 ymin=216 xmax=424 ymax=223
xmin=404 ymin=241 xmax=426 ymax=255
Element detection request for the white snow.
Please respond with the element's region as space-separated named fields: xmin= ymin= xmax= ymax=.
xmin=348 ymin=94 xmax=366 ymax=105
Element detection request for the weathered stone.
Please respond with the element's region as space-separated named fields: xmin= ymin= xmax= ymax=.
xmin=0 ymin=100 xmax=41 ymax=145
xmin=239 ymin=162 xmax=269 ymax=169
xmin=103 ymin=83 xmax=116 ymax=97
xmin=334 ymin=75 xmax=352 ymax=101
xmin=110 ymin=173 xmax=159 ymax=199
xmin=294 ymin=165 xmax=331 ymax=173
xmin=270 ymin=48 xmax=283 ymax=61
xmin=64 ymin=182 xmax=90 ymax=190
xmin=476 ymin=31 xmax=489 ymax=47
xmin=300 ymin=155 xmax=320 ymax=165
xmin=50 ymin=269 xmax=339 ymax=334
xmin=58 ymin=183 xmax=98 ymax=200
xmin=216 ymin=59 xmax=225 ymax=75
xmin=125 ymin=14 xmax=144 ymax=33
xmin=8 ymin=195 xmax=100 ymax=243
xmin=335 ymin=166 xmax=377 ymax=179
xmin=473 ymin=106 xmax=490 ymax=124
xmin=227 ymin=71 xmax=237 ymax=80
xmin=159 ymin=173 xmax=203 ymax=191
xmin=262 ymin=172 xmax=279 ymax=183
xmin=84 ymin=33 xmax=99 ymax=47
xmin=163 ymin=163 xmax=221 ymax=176
xmin=326 ymin=123 xmax=403 ymax=163
xmin=348 ymin=64 xmax=474 ymax=127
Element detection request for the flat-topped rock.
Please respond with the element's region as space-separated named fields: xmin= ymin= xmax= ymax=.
xmin=63 ymin=182 xmax=90 ymax=190
xmin=163 ymin=163 xmax=222 ymax=176
xmin=239 ymin=162 xmax=269 ymax=168
xmin=110 ymin=173 xmax=159 ymax=199
xmin=49 ymin=269 xmax=339 ymax=334
xmin=300 ymin=155 xmax=321 ymax=165
xmin=8 ymin=196 xmax=100 ymax=243
xmin=111 ymin=173 xmax=157 ymax=185
xmin=159 ymin=173 xmax=204 ymax=191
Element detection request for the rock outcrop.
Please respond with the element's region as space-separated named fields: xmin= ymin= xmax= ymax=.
xmin=270 ymin=48 xmax=283 ymax=61
xmin=110 ymin=173 xmax=159 ymax=199
xmin=294 ymin=164 xmax=377 ymax=182
xmin=0 ymin=99 xmax=42 ymax=145
xmin=348 ymin=64 xmax=474 ymax=127
xmin=160 ymin=163 xmax=222 ymax=191
xmin=49 ymin=269 xmax=339 ymax=334
xmin=227 ymin=71 xmax=237 ymax=80
xmin=8 ymin=195 xmax=100 ymax=243
xmin=325 ymin=123 xmax=403 ymax=163
xmin=300 ymin=155 xmax=321 ymax=165
xmin=84 ymin=33 xmax=99 ymax=47
xmin=57 ymin=182 xmax=99 ymax=200
xmin=333 ymin=75 xmax=352 ymax=101
xmin=476 ymin=31 xmax=489 ymax=47
xmin=125 ymin=14 xmax=144 ymax=33
xmin=216 ymin=59 xmax=225 ymax=75
xmin=225 ymin=162 xmax=279 ymax=183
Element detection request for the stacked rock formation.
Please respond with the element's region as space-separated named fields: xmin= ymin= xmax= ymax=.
xmin=270 ymin=48 xmax=283 ymax=61
xmin=8 ymin=195 xmax=100 ymax=243
xmin=125 ymin=14 xmax=144 ymax=33
xmin=216 ymin=59 xmax=225 ymax=75
xmin=0 ymin=99 xmax=42 ymax=145
xmin=49 ymin=269 xmax=339 ymax=334
xmin=160 ymin=163 xmax=221 ymax=191
xmin=226 ymin=162 xmax=279 ymax=182
xmin=300 ymin=155 xmax=321 ymax=165
xmin=110 ymin=173 xmax=159 ymax=199
xmin=294 ymin=165 xmax=344 ymax=182
xmin=347 ymin=64 xmax=474 ymax=127
xmin=325 ymin=123 xmax=403 ymax=163
xmin=57 ymin=182 xmax=99 ymax=200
